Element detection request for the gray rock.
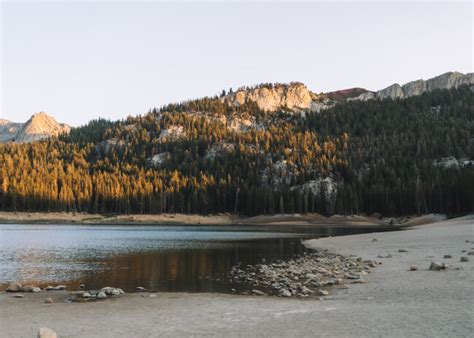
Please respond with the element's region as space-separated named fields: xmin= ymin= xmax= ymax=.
xmin=12 ymin=293 xmax=24 ymax=298
xmin=32 ymin=287 xmax=41 ymax=293
xmin=398 ymin=249 xmax=408 ymax=253
xmin=429 ymin=261 xmax=448 ymax=271
xmin=409 ymin=266 xmax=418 ymax=271
xmin=443 ymin=255 xmax=452 ymax=259
xmin=97 ymin=291 xmax=107 ymax=299
xmin=252 ymin=289 xmax=265 ymax=296
xmin=82 ymin=292 xmax=91 ymax=298
xmin=467 ymin=251 xmax=474 ymax=256
xmin=316 ymin=289 xmax=330 ymax=296
xmin=136 ymin=286 xmax=147 ymax=292
xmin=44 ymin=297 xmax=53 ymax=304
xmin=460 ymin=257 xmax=469 ymax=262
xmin=6 ymin=282 xmax=22 ymax=292
xmin=279 ymin=289 xmax=292 ymax=297
xmin=37 ymin=327 xmax=57 ymax=338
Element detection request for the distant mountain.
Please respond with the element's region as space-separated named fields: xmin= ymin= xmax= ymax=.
xmin=0 ymin=112 xmax=70 ymax=143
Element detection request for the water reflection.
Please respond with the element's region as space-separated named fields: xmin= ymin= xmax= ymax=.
xmin=0 ymin=224 xmax=397 ymax=292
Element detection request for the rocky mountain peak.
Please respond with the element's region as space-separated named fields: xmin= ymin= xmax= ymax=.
xmin=225 ymin=82 xmax=319 ymax=112
xmin=0 ymin=112 xmax=70 ymax=143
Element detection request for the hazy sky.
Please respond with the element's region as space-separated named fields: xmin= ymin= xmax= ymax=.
xmin=1 ymin=1 xmax=472 ymax=126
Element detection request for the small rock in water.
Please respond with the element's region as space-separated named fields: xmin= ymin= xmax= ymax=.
xmin=96 ymin=291 xmax=107 ymax=299
xmin=429 ymin=261 xmax=448 ymax=271
xmin=460 ymin=257 xmax=469 ymax=263
xmin=44 ymin=297 xmax=53 ymax=304
xmin=398 ymin=249 xmax=408 ymax=253
xmin=37 ymin=327 xmax=57 ymax=338
xmin=372 ymin=238 xmax=378 ymax=242
xmin=6 ymin=282 xmax=22 ymax=292
xmin=409 ymin=266 xmax=418 ymax=271
xmin=13 ymin=293 xmax=24 ymax=298
xmin=443 ymin=255 xmax=452 ymax=259
xmin=252 ymin=289 xmax=265 ymax=296
xmin=136 ymin=286 xmax=147 ymax=292
xmin=467 ymin=251 xmax=474 ymax=256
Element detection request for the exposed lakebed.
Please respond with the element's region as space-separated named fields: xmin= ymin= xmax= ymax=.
xmin=0 ymin=223 xmax=398 ymax=293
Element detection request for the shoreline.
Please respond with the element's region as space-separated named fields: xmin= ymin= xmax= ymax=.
xmin=1 ymin=215 xmax=472 ymax=337
xmin=0 ymin=211 xmax=446 ymax=226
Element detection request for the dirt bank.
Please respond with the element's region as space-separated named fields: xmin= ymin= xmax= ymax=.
xmin=1 ymin=215 xmax=472 ymax=337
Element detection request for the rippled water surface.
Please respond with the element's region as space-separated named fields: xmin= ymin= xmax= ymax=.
xmin=0 ymin=223 xmax=396 ymax=292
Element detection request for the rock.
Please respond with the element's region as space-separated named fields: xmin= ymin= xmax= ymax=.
xmin=443 ymin=255 xmax=452 ymax=259
xmin=467 ymin=251 xmax=474 ymax=256
xmin=346 ymin=274 xmax=360 ymax=280
xmin=409 ymin=266 xmax=418 ymax=271
xmin=37 ymin=327 xmax=57 ymax=338
xmin=97 ymin=291 xmax=107 ymax=299
xmin=12 ymin=293 xmax=24 ymax=298
xmin=79 ymin=284 xmax=85 ymax=289
xmin=371 ymin=238 xmax=378 ymax=242
xmin=46 ymin=285 xmax=66 ymax=291
xmin=460 ymin=257 xmax=469 ymax=262
xmin=70 ymin=291 xmax=84 ymax=296
xmin=351 ymin=280 xmax=368 ymax=284
xmin=149 ymin=293 xmax=158 ymax=298
xmin=6 ymin=282 xmax=22 ymax=292
xmin=136 ymin=286 xmax=147 ymax=292
xmin=82 ymin=292 xmax=91 ymax=298
xmin=252 ymin=290 xmax=265 ymax=296
xmin=32 ymin=287 xmax=41 ymax=293
xmin=44 ymin=297 xmax=53 ymax=304
xmin=279 ymin=289 xmax=292 ymax=297
xmin=316 ymin=290 xmax=330 ymax=296
xmin=398 ymin=249 xmax=408 ymax=253
xmin=429 ymin=261 xmax=448 ymax=271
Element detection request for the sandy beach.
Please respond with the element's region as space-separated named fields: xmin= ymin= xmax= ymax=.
xmin=1 ymin=215 xmax=472 ymax=337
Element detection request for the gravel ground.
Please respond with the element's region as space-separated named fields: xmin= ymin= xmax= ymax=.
xmin=1 ymin=216 xmax=472 ymax=337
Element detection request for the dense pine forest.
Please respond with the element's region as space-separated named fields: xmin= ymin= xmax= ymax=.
xmin=1 ymin=85 xmax=473 ymax=216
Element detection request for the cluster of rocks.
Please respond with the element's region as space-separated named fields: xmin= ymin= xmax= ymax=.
xmin=229 ymin=250 xmax=378 ymax=298
xmin=6 ymin=282 xmax=41 ymax=293
xmin=68 ymin=286 xmax=125 ymax=302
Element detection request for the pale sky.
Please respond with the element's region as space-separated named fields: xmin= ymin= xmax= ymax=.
xmin=1 ymin=1 xmax=472 ymax=126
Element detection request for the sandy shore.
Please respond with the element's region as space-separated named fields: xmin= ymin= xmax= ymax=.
xmin=0 ymin=211 xmax=427 ymax=226
xmin=1 ymin=215 xmax=472 ymax=337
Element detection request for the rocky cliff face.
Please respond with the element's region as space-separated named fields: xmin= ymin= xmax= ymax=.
xmin=0 ymin=112 xmax=70 ymax=143
xmin=351 ymin=71 xmax=473 ymax=101
xmin=225 ymin=82 xmax=318 ymax=112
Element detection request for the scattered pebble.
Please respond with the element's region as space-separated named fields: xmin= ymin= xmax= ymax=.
xmin=443 ymin=255 xmax=452 ymax=259
xmin=398 ymin=249 xmax=408 ymax=253
xmin=460 ymin=257 xmax=469 ymax=263
xmin=409 ymin=266 xmax=418 ymax=271
xmin=12 ymin=294 xmax=24 ymax=298
xmin=136 ymin=286 xmax=147 ymax=292
xmin=37 ymin=327 xmax=57 ymax=338
xmin=44 ymin=297 xmax=53 ymax=304
xmin=252 ymin=289 xmax=265 ymax=296
xmin=467 ymin=251 xmax=474 ymax=256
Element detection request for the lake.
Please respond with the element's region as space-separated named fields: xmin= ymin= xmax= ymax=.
xmin=0 ymin=223 xmax=397 ymax=293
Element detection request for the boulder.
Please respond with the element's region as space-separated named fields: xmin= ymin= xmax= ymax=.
xmin=37 ymin=327 xmax=57 ymax=338
xmin=97 ymin=291 xmax=107 ymax=299
xmin=6 ymin=282 xmax=22 ymax=292
xmin=429 ymin=261 xmax=448 ymax=271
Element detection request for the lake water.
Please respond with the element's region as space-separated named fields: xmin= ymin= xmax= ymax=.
xmin=0 ymin=223 xmax=397 ymax=293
